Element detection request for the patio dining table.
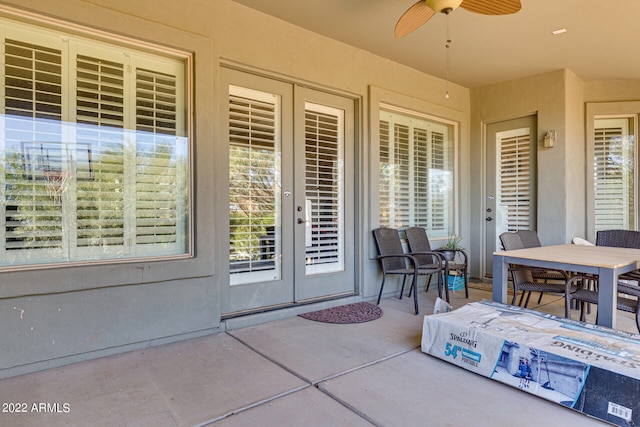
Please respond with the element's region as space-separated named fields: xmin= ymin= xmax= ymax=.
xmin=492 ymin=244 xmax=640 ymax=329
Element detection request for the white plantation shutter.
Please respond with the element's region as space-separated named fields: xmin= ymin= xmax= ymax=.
xmin=3 ymin=38 xmax=65 ymax=257
xmin=497 ymin=129 xmax=531 ymax=232
xmin=74 ymin=54 xmax=126 ymax=249
xmin=0 ymin=19 xmax=189 ymax=267
xmin=304 ymin=103 xmax=343 ymax=271
xmin=378 ymin=120 xmax=410 ymax=228
xmin=429 ymin=130 xmax=447 ymax=233
xmin=379 ymin=120 xmax=391 ymax=225
xmin=135 ymin=68 xmax=182 ymax=249
xmin=228 ymin=86 xmax=280 ymax=283
xmin=379 ymin=110 xmax=454 ymax=237
xmin=413 ymin=128 xmax=429 ymax=226
xmin=593 ymin=118 xmax=634 ymax=230
xmin=393 ymin=123 xmax=411 ymax=227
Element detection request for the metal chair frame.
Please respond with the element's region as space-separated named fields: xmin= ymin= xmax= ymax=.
xmin=498 ymin=231 xmax=569 ymax=307
xmin=372 ymin=227 xmax=447 ymax=315
xmin=564 ymin=229 xmax=640 ymax=331
xmin=405 ymin=226 xmax=468 ymax=298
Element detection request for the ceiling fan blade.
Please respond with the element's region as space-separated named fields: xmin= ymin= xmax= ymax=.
xmin=394 ymin=1 xmax=436 ymax=38
xmin=460 ymin=0 xmax=521 ymax=15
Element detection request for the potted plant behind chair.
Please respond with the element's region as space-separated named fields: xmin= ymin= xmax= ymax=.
xmin=440 ymin=235 xmax=465 ymax=262
xmin=438 ymin=235 xmax=467 ymax=294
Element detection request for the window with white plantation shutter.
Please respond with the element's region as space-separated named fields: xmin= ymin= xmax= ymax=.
xmin=379 ymin=109 xmax=455 ymax=238
xmin=0 ymin=17 xmax=190 ymax=268
xmin=228 ymin=86 xmax=280 ymax=284
xmin=304 ymin=103 xmax=344 ymax=274
xmin=497 ymin=129 xmax=531 ymax=233
xmin=593 ymin=118 xmax=634 ymax=231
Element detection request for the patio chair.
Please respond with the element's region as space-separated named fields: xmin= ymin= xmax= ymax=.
xmin=372 ymin=227 xmax=447 ymax=315
xmin=498 ymin=232 xmax=568 ymax=307
xmin=564 ymin=275 xmax=640 ymax=331
xmin=516 ymin=230 xmax=570 ymax=304
xmin=596 ymin=229 xmax=640 ymax=249
xmin=594 ymin=230 xmax=640 ymax=280
xmin=405 ymin=226 xmax=468 ymax=298
xmin=564 ymin=229 xmax=640 ymax=331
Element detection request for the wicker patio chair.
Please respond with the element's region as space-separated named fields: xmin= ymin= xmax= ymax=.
xmin=596 ymin=230 xmax=640 ymax=283
xmin=596 ymin=229 xmax=640 ymax=249
xmin=372 ymin=227 xmax=447 ymax=314
xmin=564 ymin=229 xmax=640 ymax=331
xmin=405 ymin=226 xmax=468 ymax=298
xmin=516 ymin=230 xmax=569 ymax=304
xmin=498 ymin=231 xmax=568 ymax=307
xmin=564 ymin=276 xmax=640 ymax=331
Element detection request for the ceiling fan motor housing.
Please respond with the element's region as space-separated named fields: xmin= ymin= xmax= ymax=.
xmin=426 ymin=0 xmax=464 ymax=14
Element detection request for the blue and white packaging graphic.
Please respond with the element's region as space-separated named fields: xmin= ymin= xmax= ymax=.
xmin=422 ymin=301 xmax=640 ymax=426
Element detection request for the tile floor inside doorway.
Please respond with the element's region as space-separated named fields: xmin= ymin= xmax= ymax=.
xmin=0 ymin=284 xmax=629 ymax=426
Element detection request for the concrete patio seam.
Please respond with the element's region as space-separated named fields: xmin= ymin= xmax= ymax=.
xmin=194 ymin=383 xmax=312 ymax=426
xmin=227 ymin=330 xmax=421 ymax=386
xmin=314 ymin=385 xmax=380 ymax=427
xmin=311 ymin=346 xmax=421 ymax=385
xmin=225 ymin=331 xmax=316 ymax=384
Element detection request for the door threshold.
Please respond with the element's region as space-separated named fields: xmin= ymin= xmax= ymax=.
xmin=221 ymin=292 xmax=356 ymax=320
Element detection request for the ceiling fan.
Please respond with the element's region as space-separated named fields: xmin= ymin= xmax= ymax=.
xmin=395 ymin=0 xmax=522 ymax=37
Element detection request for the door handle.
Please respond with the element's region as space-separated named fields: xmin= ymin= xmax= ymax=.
xmin=486 ymin=217 xmax=493 ymax=222
xmin=297 ymin=218 xmax=309 ymax=224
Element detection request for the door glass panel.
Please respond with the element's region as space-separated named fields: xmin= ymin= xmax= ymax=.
xmin=593 ymin=117 xmax=635 ymax=231
xmin=496 ymin=127 xmax=531 ymax=240
xmin=228 ymin=85 xmax=281 ymax=285
xmin=304 ymin=103 xmax=343 ymax=275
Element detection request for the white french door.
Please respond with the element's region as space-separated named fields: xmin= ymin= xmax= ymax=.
xmin=484 ymin=116 xmax=537 ymax=277
xmin=294 ymin=88 xmax=354 ymax=300
xmin=222 ymin=69 xmax=354 ymax=314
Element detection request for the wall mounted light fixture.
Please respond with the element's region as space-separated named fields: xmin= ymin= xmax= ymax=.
xmin=543 ymin=130 xmax=557 ymax=148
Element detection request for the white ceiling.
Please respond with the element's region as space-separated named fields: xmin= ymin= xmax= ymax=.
xmin=231 ymin=0 xmax=640 ymax=88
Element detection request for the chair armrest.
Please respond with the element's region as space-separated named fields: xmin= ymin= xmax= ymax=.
xmin=407 ymin=251 xmax=448 ymax=269
xmin=506 ymin=264 xmax=568 ymax=277
xmin=376 ymin=253 xmax=420 ymax=270
xmin=619 ymin=281 xmax=640 ymax=297
xmin=565 ymin=274 xmax=640 ymax=296
xmin=507 ymin=265 xmax=534 ymax=272
xmin=565 ymin=275 xmax=596 ymax=293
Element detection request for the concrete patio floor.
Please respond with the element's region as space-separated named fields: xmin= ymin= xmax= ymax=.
xmin=1 ymin=284 xmax=631 ymax=426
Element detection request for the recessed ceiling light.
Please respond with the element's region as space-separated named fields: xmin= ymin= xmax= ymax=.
xmin=552 ymin=28 xmax=567 ymax=35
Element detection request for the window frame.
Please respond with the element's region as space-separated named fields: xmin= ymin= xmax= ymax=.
xmin=369 ymin=86 xmax=463 ymax=253
xmin=586 ymin=102 xmax=640 ymax=242
xmin=378 ymin=108 xmax=454 ymax=235
xmin=0 ymin=9 xmax=194 ymax=271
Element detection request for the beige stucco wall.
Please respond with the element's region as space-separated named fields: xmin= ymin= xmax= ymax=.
xmin=470 ymin=69 xmax=585 ymax=278
xmin=563 ymin=70 xmax=586 ymax=242
xmin=585 ymin=80 xmax=640 ymax=102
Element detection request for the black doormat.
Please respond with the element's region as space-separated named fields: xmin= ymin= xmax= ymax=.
xmin=299 ymin=302 xmax=382 ymax=324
